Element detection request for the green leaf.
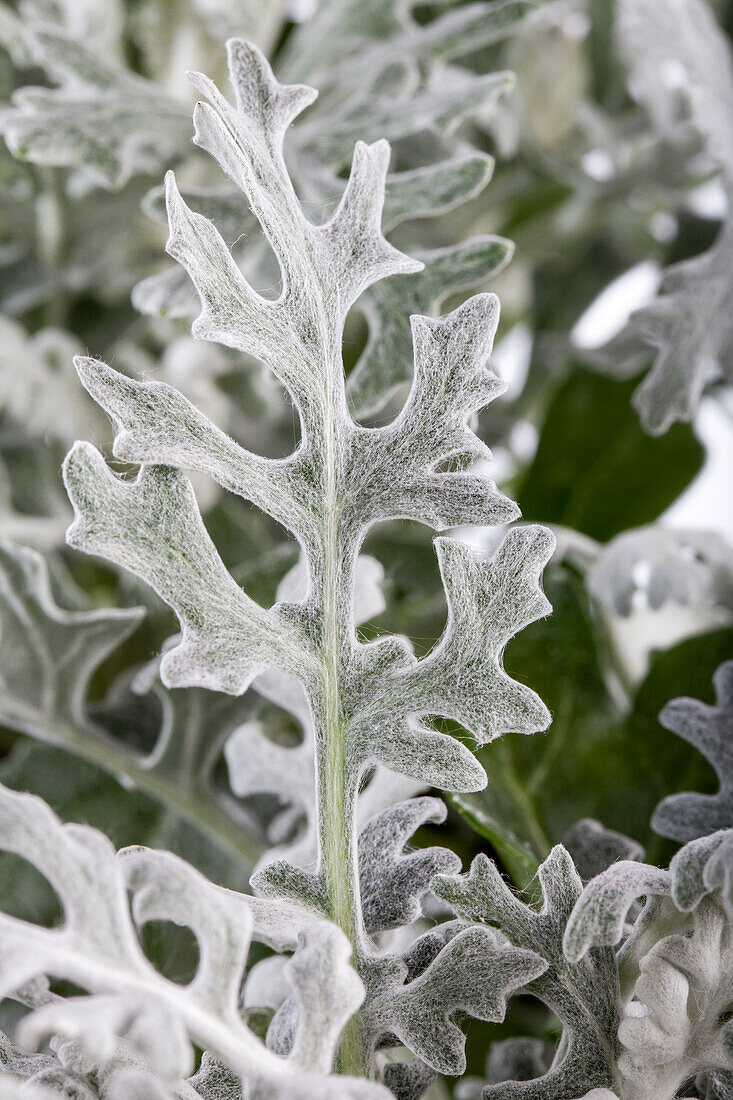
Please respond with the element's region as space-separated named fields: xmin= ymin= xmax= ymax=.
xmin=450 ymin=793 xmax=541 ymax=888
xmin=516 ymin=370 xmax=705 ymax=541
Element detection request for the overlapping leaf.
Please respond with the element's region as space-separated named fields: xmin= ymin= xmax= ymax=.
xmin=0 ymin=539 xmax=264 ymax=868
xmin=564 ymin=831 xmax=733 ymax=1100
xmin=652 ymin=660 xmax=733 ymax=841
xmin=65 ymin=43 xmax=553 ymax=806
xmin=434 ymin=847 xmax=621 ymax=1098
xmin=0 ymin=782 xmax=387 ymax=1099
xmin=617 ymin=0 xmax=733 ymax=433
xmin=0 ymin=25 xmax=191 ymax=189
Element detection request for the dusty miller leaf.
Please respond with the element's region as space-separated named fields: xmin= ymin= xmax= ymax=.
xmin=0 ymin=25 xmax=190 ymax=189
xmin=565 ymin=838 xmax=733 ymax=1099
xmin=363 ymin=924 xmax=547 ymax=1077
xmin=617 ymin=0 xmax=733 ymax=433
xmin=347 ymin=233 xmax=514 ymax=418
xmin=630 ymin=221 xmax=733 ymax=435
xmin=562 ymin=819 xmax=645 ymax=883
xmin=434 ymin=847 xmax=621 ymax=1098
xmin=615 ymin=895 xmax=733 ymax=1097
xmin=62 ymin=40 xmax=554 ymax=1079
xmin=652 ymin=660 xmax=733 ymax=842
xmin=0 ymin=782 xmax=387 ymax=1099
xmin=0 ymin=539 xmax=143 ymax=734
xmin=0 ymin=540 xmax=268 ymax=869
xmin=65 ymin=42 xmax=552 ymax=803
xmin=358 ymin=796 xmax=460 ymax=934
xmin=587 ymin=527 xmax=733 ymax=618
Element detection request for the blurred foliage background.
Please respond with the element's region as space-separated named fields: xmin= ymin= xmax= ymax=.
xmin=0 ymin=0 xmax=733 ymax=1092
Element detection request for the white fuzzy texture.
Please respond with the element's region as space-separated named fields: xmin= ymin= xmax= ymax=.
xmin=63 ymin=42 xmax=553 ymax=850
xmin=57 ymin=37 xmax=556 ymax=1088
xmin=563 ymin=861 xmax=671 ymax=964
xmin=0 ymin=783 xmax=387 ymax=1099
xmin=559 ymin=826 xmax=733 ymax=1100
xmin=617 ymin=0 xmax=733 ymax=433
xmin=129 ymin=2 xmax=528 ymax=417
xmin=587 ymin=526 xmax=733 ymax=617
xmin=652 ymin=660 xmax=733 ymax=842
xmin=0 ymin=317 xmax=104 ymax=446
xmin=0 ymin=539 xmax=143 ymax=733
xmin=0 ymin=25 xmax=190 ymax=188
xmin=0 ymin=538 xmax=275 ymax=869
xmin=435 ymin=847 xmax=621 ymax=1099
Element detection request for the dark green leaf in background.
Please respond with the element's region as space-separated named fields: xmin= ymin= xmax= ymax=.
xmin=517 ymin=370 xmax=705 ymax=541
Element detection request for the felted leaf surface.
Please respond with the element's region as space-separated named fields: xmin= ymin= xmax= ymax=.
xmin=382 ymin=1058 xmax=437 ymax=1100
xmin=364 ymin=924 xmax=547 ymax=1077
xmin=346 ymin=524 xmax=554 ymax=800
xmin=64 ymin=444 xmax=310 ymax=695
xmin=563 ymin=860 xmax=671 ymax=964
xmin=630 ymin=222 xmax=733 ymax=435
xmin=62 ymin=40 xmax=555 ymax=1082
xmin=618 ymin=0 xmax=733 ymax=174
xmin=587 ymin=527 xmax=733 ymax=617
xmin=615 ymin=896 xmax=733 ymax=1096
xmin=652 ymin=660 xmax=733 ymax=841
xmin=67 ymin=42 xmax=553 ymax=812
xmin=0 ymin=539 xmax=272 ymax=870
xmin=0 ymin=782 xmax=388 ymax=1099
xmin=348 ymin=234 xmax=513 ymax=418
xmin=434 ymin=847 xmax=621 ymax=1099
xmin=381 ymin=153 xmax=495 ymax=230
xmin=0 ymin=539 xmax=143 ymax=734
xmin=0 ymin=740 xmax=248 ymax=936
xmin=297 ymin=70 xmax=514 ymax=176
xmin=281 ymin=0 xmax=539 ymax=90
xmin=669 ymin=829 xmax=733 ymax=912
xmin=358 ymin=797 xmax=460 ymax=933
xmin=450 ymin=559 xmax=617 ymax=884
xmin=1 ymin=26 xmax=190 ymax=189
xmin=617 ymin=0 xmax=733 ymax=433
xmin=565 ymin=838 xmax=733 ymax=1099
xmin=125 ymin=0 xmax=533 ymax=411
xmin=133 ymin=153 xmax=498 ymax=325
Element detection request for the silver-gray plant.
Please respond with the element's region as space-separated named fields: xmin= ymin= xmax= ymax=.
xmin=1 ymin=17 xmax=733 ymax=1100
xmin=0 ymin=38 xmax=556 ymax=1098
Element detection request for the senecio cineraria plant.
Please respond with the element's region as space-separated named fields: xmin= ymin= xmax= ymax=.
xmin=0 ymin=3 xmax=733 ymax=1100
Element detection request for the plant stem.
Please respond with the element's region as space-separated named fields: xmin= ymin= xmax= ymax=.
xmin=0 ymin=699 xmax=263 ymax=868
xmin=494 ymin=739 xmax=552 ymax=859
xmin=315 ymin=344 xmax=365 ymax=1077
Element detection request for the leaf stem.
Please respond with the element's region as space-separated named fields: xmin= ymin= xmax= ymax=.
xmin=0 ymin=699 xmax=263 ymax=868
xmin=315 ymin=343 xmax=365 ymax=1077
xmin=493 ymin=739 xmax=552 ymax=860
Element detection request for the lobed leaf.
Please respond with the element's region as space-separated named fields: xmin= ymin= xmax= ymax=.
xmin=0 ymin=26 xmax=190 ymax=188
xmin=63 ymin=442 xmax=311 ymax=695
xmin=0 ymin=539 xmax=142 ymax=733
xmin=365 ymin=925 xmax=546 ymax=1077
xmin=652 ymin=660 xmax=733 ymax=842
xmin=435 ymin=847 xmax=622 ymax=1099
xmin=0 ymin=782 xmax=387 ymax=1098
